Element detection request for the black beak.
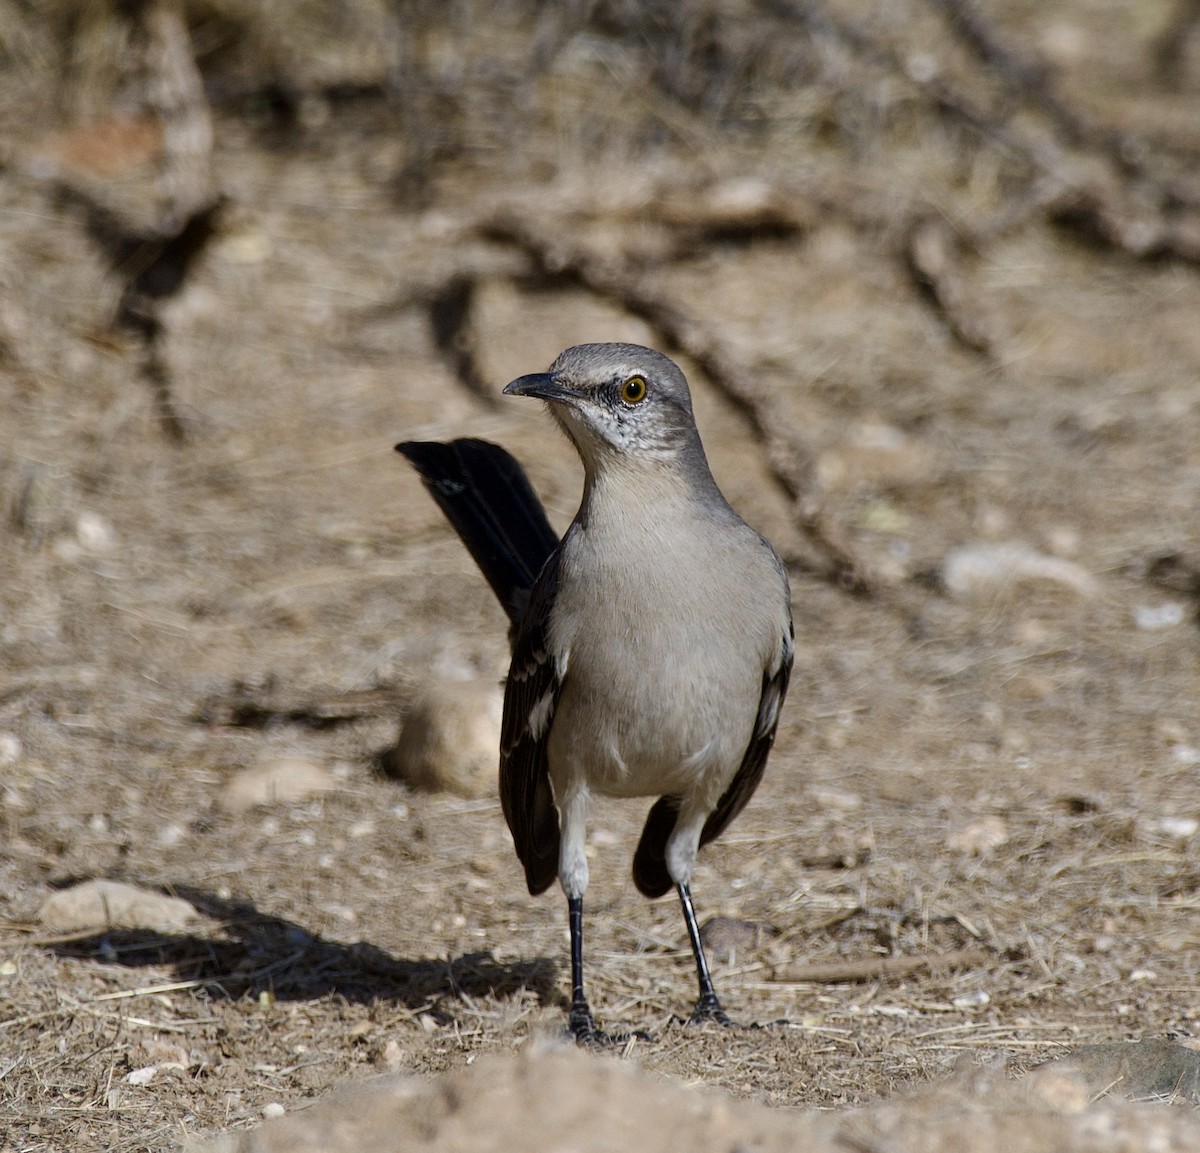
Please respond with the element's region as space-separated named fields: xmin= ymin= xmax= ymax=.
xmin=502 ymin=373 xmax=575 ymax=403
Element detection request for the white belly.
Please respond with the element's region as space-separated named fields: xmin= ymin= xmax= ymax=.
xmin=546 ymin=508 xmax=785 ymax=805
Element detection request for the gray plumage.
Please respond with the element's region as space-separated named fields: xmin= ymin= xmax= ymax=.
xmin=499 ymin=343 xmax=793 ymax=1038
xmin=400 ymin=343 xmax=793 ymax=1041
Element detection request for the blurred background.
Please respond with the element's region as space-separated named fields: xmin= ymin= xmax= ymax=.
xmin=2 ymin=1 xmax=1200 ymax=1148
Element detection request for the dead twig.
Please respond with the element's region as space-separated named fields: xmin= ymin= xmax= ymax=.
xmin=428 ymin=274 xmax=496 ymax=407
xmin=770 ymin=0 xmax=1200 ymax=266
xmin=484 ymin=210 xmax=872 ymax=593
xmin=905 ymin=218 xmax=999 ymax=355
xmin=30 ymin=0 xmax=220 ymax=442
xmin=193 ymin=682 xmax=403 ymax=729
xmin=1154 ymin=0 xmax=1200 ymax=88
xmin=927 ymin=0 xmax=1200 ymax=262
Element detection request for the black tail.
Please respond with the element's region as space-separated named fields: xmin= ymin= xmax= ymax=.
xmin=632 ymin=795 xmax=682 ymax=899
xmin=396 ymin=438 xmax=559 ymax=629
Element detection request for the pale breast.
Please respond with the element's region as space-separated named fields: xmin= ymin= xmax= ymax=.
xmin=546 ymin=499 xmax=789 ymax=802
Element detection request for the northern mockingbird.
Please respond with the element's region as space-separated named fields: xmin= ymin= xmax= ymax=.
xmin=398 ymin=343 xmax=794 ymax=1041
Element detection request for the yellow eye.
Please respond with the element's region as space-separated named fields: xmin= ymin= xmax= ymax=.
xmin=619 ymin=375 xmax=648 ymax=404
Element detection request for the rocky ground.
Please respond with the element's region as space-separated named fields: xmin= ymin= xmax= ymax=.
xmin=2 ymin=2 xmax=1200 ymax=1150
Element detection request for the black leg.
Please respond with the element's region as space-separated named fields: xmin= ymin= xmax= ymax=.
xmin=677 ymin=882 xmax=732 ymax=1026
xmin=567 ymin=895 xmax=601 ymax=1042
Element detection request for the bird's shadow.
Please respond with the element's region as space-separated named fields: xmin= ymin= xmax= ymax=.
xmin=43 ymin=883 xmax=561 ymax=1021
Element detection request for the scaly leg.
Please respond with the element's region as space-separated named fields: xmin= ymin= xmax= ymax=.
xmin=677 ymin=882 xmax=732 ymax=1026
xmin=566 ymin=895 xmax=604 ymax=1042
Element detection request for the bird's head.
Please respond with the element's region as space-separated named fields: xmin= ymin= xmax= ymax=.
xmin=503 ymin=343 xmax=702 ymax=471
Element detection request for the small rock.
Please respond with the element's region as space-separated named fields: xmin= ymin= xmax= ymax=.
xmin=220 ymin=229 xmax=273 ymax=265
xmin=219 ymin=756 xmax=335 ymax=813
xmin=377 ymin=1039 xmax=405 ymax=1070
xmin=946 ymin=816 xmax=1008 ymax=856
xmin=388 ymin=676 xmax=502 ymax=798
xmin=1030 ymin=1040 xmax=1200 ymax=1104
xmin=1133 ymin=602 xmax=1185 ymax=630
xmin=262 ymin=1102 xmax=286 ymax=1119
xmin=811 ymin=788 xmax=863 ymax=812
xmin=125 ymin=1065 xmax=158 ymax=1086
xmin=1024 ymin=1065 xmax=1092 ymax=1113
xmin=974 ymin=504 xmax=1010 ymax=538
xmin=75 ymin=511 xmax=116 ymax=551
xmin=942 ymin=541 xmax=1097 ymax=599
xmin=1042 ymin=525 xmax=1080 ymax=558
xmin=0 ymin=733 xmax=22 ymax=767
xmin=1155 ymin=816 xmax=1197 ymax=840
xmin=1154 ymin=717 xmax=1190 ymax=745
xmin=38 ymin=880 xmax=201 ymax=934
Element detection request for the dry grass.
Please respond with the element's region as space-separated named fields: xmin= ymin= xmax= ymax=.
xmin=2 ymin=1 xmax=1200 ymax=1149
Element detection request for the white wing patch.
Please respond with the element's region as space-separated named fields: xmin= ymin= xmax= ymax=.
xmin=528 ymin=687 xmax=557 ymax=740
xmin=756 ymin=629 xmax=794 ymax=737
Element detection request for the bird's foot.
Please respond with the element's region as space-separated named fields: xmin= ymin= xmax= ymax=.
xmin=569 ymin=999 xmax=615 ymax=1046
xmin=569 ymin=1001 xmax=649 ymax=1047
xmin=687 ymin=992 xmax=734 ymax=1028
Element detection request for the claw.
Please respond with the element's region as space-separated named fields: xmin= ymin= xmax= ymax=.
xmin=569 ymin=1004 xmax=649 ymax=1047
xmin=688 ymin=991 xmax=734 ymax=1028
xmin=569 ymin=1001 xmax=603 ymax=1044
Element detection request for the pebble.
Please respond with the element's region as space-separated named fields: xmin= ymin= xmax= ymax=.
xmin=946 ymin=816 xmax=1008 ymax=856
xmin=1030 ymin=1040 xmax=1200 ymax=1104
xmin=951 ymin=990 xmax=991 ymax=1010
xmin=811 ymin=788 xmax=863 ymax=812
xmin=1155 ymin=717 xmax=1189 ymax=744
xmin=388 ymin=676 xmax=502 ymax=798
xmin=219 ymin=756 xmax=336 ymax=813
xmin=377 ymin=1039 xmax=405 ymax=1070
xmin=1155 ymin=816 xmax=1197 ymax=839
xmin=38 ymin=879 xmax=201 ymax=934
xmin=942 ymin=541 xmax=1096 ymax=599
xmin=0 ymin=733 xmax=22 ymax=767
xmin=75 ymin=511 xmax=116 ymax=551
xmin=1133 ymin=602 xmax=1185 ymax=630
xmin=1024 ymin=1066 xmax=1091 ymax=1113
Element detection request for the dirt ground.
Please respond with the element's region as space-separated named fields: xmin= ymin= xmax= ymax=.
xmin=2 ymin=2 xmax=1200 ymax=1150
